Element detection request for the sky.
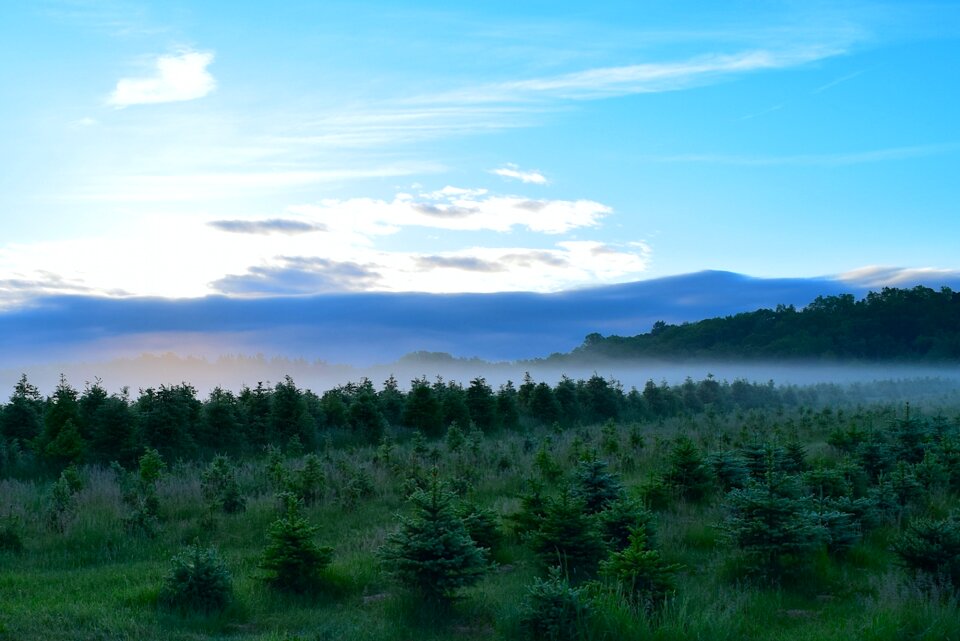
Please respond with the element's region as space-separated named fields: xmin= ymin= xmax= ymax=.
xmin=1 ymin=0 xmax=959 ymax=307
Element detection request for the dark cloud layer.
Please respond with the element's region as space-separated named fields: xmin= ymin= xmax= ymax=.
xmin=416 ymin=256 xmax=505 ymax=272
xmin=0 ymin=271 xmax=901 ymax=368
xmin=211 ymin=257 xmax=380 ymax=295
xmin=208 ymin=219 xmax=327 ymax=235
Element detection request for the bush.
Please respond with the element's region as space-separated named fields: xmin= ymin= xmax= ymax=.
xmin=159 ymin=542 xmax=233 ymax=614
xmin=459 ymin=501 xmax=502 ymax=557
xmin=259 ymin=493 xmax=333 ymax=593
xmin=519 ymin=566 xmax=591 ymax=641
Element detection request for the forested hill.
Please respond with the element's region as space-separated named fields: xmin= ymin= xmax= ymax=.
xmin=565 ymin=285 xmax=960 ymax=361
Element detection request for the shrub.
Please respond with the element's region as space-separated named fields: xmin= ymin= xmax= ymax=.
xmin=159 ymin=542 xmax=232 ymax=614
xmin=378 ymin=472 xmax=487 ymax=601
xmin=260 ymin=493 xmax=333 ymax=593
xmin=519 ymin=566 xmax=591 ymax=641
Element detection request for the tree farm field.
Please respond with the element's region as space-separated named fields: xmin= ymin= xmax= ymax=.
xmin=1 ymin=374 xmax=960 ymax=640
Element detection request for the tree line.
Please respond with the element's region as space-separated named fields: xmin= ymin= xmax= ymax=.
xmin=0 ymin=371 xmax=917 ymax=474
xmin=567 ymin=285 xmax=960 ymax=361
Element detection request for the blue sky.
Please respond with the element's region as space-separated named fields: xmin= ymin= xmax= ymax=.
xmin=1 ymin=0 xmax=959 ymax=305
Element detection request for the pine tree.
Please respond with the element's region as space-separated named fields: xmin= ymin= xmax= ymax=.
xmin=378 ymin=472 xmax=487 ymax=601
xmin=721 ymin=471 xmax=821 ymax=578
xmin=531 ymin=489 xmax=605 ymax=579
xmin=519 ymin=566 xmax=591 ymax=641
xmin=893 ymin=514 xmax=960 ymax=586
xmin=600 ymin=528 xmax=679 ymax=612
xmin=159 ymin=542 xmax=232 ymax=613
xmin=259 ymin=493 xmax=333 ymax=593
xmin=201 ymin=454 xmax=246 ymax=514
xmin=570 ymin=456 xmax=624 ymax=513
xmin=597 ymin=496 xmax=657 ymax=551
xmin=664 ymin=436 xmax=712 ymax=502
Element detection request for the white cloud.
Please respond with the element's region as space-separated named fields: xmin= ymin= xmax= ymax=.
xmin=108 ymin=50 xmax=216 ymax=108
xmin=289 ymin=188 xmax=611 ymax=237
xmin=491 ymin=164 xmax=548 ymax=185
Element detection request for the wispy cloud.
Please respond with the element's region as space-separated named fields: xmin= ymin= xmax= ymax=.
xmin=812 ymin=69 xmax=866 ymax=94
xmin=637 ymin=143 xmax=960 ymax=167
xmin=426 ymin=46 xmax=846 ymax=104
xmin=108 ymin=50 xmax=216 ymax=107
xmin=836 ymin=266 xmax=960 ymax=288
xmin=491 ymin=163 xmax=548 ymax=185
xmin=208 ymin=219 xmax=328 ymax=235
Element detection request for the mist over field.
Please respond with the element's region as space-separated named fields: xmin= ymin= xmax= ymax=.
xmin=5 ymin=353 xmax=959 ymax=398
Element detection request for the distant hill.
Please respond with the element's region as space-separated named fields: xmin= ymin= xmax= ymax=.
xmin=2 ymin=270 xmax=960 ymax=371
xmin=561 ymin=285 xmax=960 ymax=362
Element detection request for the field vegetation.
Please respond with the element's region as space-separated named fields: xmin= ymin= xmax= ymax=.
xmin=1 ymin=372 xmax=959 ymax=640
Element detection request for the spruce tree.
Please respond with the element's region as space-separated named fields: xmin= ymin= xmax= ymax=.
xmin=664 ymin=436 xmax=713 ymax=502
xmin=259 ymin=493 xmax=333 ymax=593
xmin=531 ymin=489 xmax=605 ymax=579
xmin=600 ymin=528 xmax=679 ymax=612
xmin=721 ymin=471 xmax=821 ymax=578
xmin=201 ymin=454 xmax=246 ymax=514
xmin=570 ymin=456 xmax=624 ymax=513
xmin=379 ymin=472 xmax=487 ymax=601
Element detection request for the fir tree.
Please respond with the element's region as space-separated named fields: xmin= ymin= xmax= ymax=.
xmin=201 ymin=454 xmax=246 ymax=514
xmin=259 ymin=493 xmax=333 ymax=593
xmin=531 ymin=489 xmax=605 ymax=579
xmin=722 ymin=471 xmax=821 ymax=578
xmin=570 ymin=456 xmax=624 ymax=513
xmin=378 ymin=472 xmax=487 ymax=601
xmin=664 ymin=436 xmax=713 ymax=502
xmin=600 ymin=528 xmax=679 ymax=612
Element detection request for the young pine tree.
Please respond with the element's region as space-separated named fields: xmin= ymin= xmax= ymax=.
xmin=600 ymin=528 xmax=679 ymax=613
xmin=378 ymin=472 xmax=487 ymax=602
xmin=259 ymin=493 xmax=333 ymax=593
